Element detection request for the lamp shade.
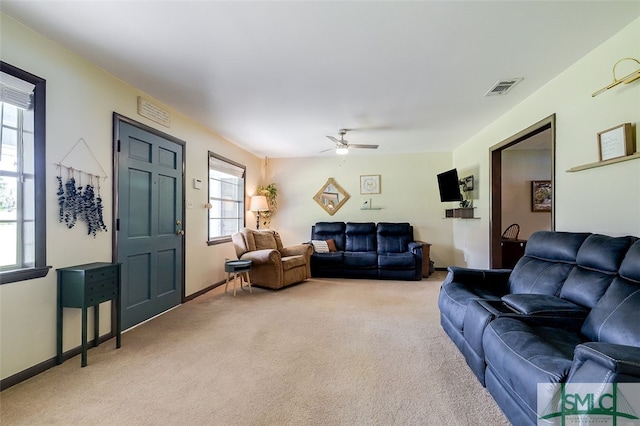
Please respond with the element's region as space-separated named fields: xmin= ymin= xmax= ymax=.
xmin=336 ymin=146 xmax=349 ymax=155
xmin=249 ymin=195 xmax=269 ymax=212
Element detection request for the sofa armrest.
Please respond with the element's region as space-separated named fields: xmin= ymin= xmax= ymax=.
xmin=569 ymin=342 xmax=640 ymax=381
xmin=444 ymin=266 xmax=512 ymax=291
xmin=475 ymin=299 xmax=585 ymax=332
xmin=281 ymin=244 xmax=313 ymax=258
xmin=408 ymin=241 xmax=423 ymax=256
xmin=240 ymin=249 xmax=281 ymax=265
xmin=502 ymin=294 xmax=588 ymax=318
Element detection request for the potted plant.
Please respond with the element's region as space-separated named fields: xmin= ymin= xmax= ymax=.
xmin=256 ymin=183 xmax=278 ymax=228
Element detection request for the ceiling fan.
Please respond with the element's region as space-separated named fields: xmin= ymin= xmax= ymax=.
xmin=325 ymin=129 xmax=379 ymax=154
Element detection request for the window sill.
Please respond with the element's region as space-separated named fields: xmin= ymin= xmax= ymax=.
xmin=1 ymin=266 xmax=52 ymax=284
xmin=207 ymin=237 xmax=232 ymax=246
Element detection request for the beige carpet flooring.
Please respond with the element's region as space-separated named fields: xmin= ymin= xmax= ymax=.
xmin=1 ymin=272 xmax=508 ymax=425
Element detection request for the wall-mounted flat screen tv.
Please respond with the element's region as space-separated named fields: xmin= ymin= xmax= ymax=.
xmin=437 ymin=168 xmax=463 ymax=202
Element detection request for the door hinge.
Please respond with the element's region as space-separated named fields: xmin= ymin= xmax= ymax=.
xmin=117 ymin=140 xmax=121 ymax=152
xmin=116 ymin=219 xmax=120 ymax=231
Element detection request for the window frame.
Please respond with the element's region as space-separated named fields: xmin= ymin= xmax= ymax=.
xmin=0 ymin=62 xmax=49 ymax=284
xmin=206 ymin=152 xmax=246 ymax=245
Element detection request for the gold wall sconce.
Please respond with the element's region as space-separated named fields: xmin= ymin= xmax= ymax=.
xmin=592 ymin=57 xmax=640 ymax=97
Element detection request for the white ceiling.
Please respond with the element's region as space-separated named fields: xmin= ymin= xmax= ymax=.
xmin=2 ymin=1 xmax=639 ymax=158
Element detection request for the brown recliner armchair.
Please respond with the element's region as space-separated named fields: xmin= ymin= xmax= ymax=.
xmin=231 ymin=228 xmax=313 ymax=290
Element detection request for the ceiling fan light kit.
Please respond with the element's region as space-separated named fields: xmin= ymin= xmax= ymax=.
xmin=325 ymin=128 xmax=379 ymax=155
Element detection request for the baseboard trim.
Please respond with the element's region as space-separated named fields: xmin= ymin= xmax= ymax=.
xmin=4 ymin=280 xmax=227 ymax=391
xmin=183 ymin=280 xmax=225 ymax=302
xmin=0 ymin=333 xmax=114 ymax=391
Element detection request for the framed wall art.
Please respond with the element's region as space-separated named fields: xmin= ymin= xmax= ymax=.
xmin=531 ymin=180 xmax=552 ymax=212
xmin=597 ymin=123 xmax=634 ymax=161
xmin=360 ymin=175 xmax=381 ymax=194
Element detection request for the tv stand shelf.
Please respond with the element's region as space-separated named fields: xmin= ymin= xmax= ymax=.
xmin=444 ymin=208 xmax=479 ymax=219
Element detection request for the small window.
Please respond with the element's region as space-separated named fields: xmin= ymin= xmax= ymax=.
xmin=207 ymin=152 xmax=245 ymax=244
xmin=0 ymin=62 xmax=49 ymax=284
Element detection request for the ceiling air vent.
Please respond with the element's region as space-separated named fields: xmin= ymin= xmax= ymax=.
xmin=484 ymin=78 xmax=523 ymax=97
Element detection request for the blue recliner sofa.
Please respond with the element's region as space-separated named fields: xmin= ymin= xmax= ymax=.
xmin=438 ymin=231 xmax=639 ymax=425
xmin=310 ymin=222 xmax=423 ymax=280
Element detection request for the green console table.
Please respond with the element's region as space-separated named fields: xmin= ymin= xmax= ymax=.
xmin=56 ymin=262 xmax=121 ymax=367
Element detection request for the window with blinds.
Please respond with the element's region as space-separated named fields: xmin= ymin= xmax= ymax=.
xmin=0 ymin=62 xmax=49 ymax=284
xmin=208 ymin=152 xmax=245 ymax=243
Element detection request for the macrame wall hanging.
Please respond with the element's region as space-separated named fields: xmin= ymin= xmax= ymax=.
xmin=55 ymin=138 xmax=108 ymax=237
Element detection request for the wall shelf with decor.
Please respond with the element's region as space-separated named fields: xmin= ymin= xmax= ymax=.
xmin=567 ymin=152 xmax=640 ymax=172
xmin=444 ymin=208 xmax=479 ymax=219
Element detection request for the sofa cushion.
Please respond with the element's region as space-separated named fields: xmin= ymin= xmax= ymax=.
xmin=343 ymin=251 xmax=377 ymax=269
xmin=378 ymin=252 xmax=416 ymax=269
xmin=282 ymin=255 xmax=306 ymax=271
xmin=522 ymin=231 xmax=591 ymax=263
xmin=345 ymin=222 xmax=377 ymax=252
xmin=581 ymin=240 xmax=640 ymax=345
xmin=311 ymin=222 xmax=346 ymax=251
xmin=326 ymin=239 xmax=337 ymax=252
xmin=559 ymin=234 xmax=636 ymax=308
xmin=253 ymin=231 xmax=278 ymax=251
xmin=507 ymin=232 xmax=590 ymax=295
xmin=376 ymin=222 xmax=413 ymax=253
xmin=438 ymin=283 xmax=502 ymax=331
xmin=484 ymin=318 xmax=584 ymax=415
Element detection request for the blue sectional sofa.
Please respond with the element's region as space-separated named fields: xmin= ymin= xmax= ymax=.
xmin=310 ymin=222 xmax=423 ymax=280
xmin=438 ymin=231 xmax=640 ymax=425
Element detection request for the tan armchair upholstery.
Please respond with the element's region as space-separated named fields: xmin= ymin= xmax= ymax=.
xmin=231 ymin=228 xmax=313 ymax=290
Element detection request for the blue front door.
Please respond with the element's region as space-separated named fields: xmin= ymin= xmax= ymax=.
xmin=116 ymin=117 xmax=184 ymax=330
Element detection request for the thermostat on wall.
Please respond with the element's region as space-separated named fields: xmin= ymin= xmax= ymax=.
xmin=193 ymin=178 xmax=202 ymax=189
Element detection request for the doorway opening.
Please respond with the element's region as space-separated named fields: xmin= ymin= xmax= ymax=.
xmin=489 ymin=114 xmax=555 ymax=268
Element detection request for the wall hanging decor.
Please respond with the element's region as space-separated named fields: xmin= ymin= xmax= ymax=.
xmin=55 ymin=138 xmax=109 ymax=236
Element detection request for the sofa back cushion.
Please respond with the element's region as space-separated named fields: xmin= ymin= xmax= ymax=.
xmin=376 ymin=222 xmax=413 ymax=254
xmin=508 ymin=231 xmax=590 ymax=295
xmin=240 ymin=229 xmax=283 ymax=252
xmin=312 ymin=222 xmax=346 ymax=251
xmin=345 ymin=222 xmax=376 ymax=252
xmin=581 ymin=240 xmax=640 ymax=346
xmin=560 ymin=234 xmax=637 ymax=308
xmin=253 ymin=230 xmax=280 ymax=250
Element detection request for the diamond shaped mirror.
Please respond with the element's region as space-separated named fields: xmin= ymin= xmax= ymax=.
xmin=313 ymin=178 xmax=350 ymax=215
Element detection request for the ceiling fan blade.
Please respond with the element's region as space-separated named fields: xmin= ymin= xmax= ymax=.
xmin=318 ymin=147 xmax=334 ymax=153
xmin=326 ymin=135 xmax=348 ymax=146
xmin=349 ymin=144 xmax=379 ymax=149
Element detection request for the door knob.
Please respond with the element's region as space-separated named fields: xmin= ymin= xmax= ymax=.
xmin=176 ymin=230 xmax=185 ymax=236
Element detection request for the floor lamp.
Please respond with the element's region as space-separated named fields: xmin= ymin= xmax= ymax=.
xmin=250 ymin=195 xmax=269 ymax=229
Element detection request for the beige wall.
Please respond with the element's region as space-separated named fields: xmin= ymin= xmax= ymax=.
xmin=452 ymin=17 xmax=640 ymax=268
xmin=267 ymin=153 xmax=456 ymax=267
xmin=0 ymin=14 xmax=262 ymax=380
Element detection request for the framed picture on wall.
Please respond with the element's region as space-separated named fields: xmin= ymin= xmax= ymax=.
xmin=360 ymin=175 xmax=381 ymax=194
xmin=531 ymin=180 xmax=552 ymax=212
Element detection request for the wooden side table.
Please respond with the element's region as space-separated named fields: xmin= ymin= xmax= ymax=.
xmin=224 ymin=259 xmax=252 ymax=296
xmin=419 ymin=242 xmax=432 ymax=277
xmin=57 ymin=262 xmax=121 ymax=367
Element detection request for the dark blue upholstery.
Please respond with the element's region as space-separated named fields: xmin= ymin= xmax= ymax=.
xmin=438 ymin=232 xmax=639 ymax=425
xmin=345 ymin=222 xmax=376 ymax=252
xmin=311 ymin=222 xmax=346 ymax=250
xmin=310 ymin=222 xmax=346 ymax=277
xmin=309 ymin=221 xmax=422 ymax=280
xmin=377 ymin=222 xmax=422 ymax=281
